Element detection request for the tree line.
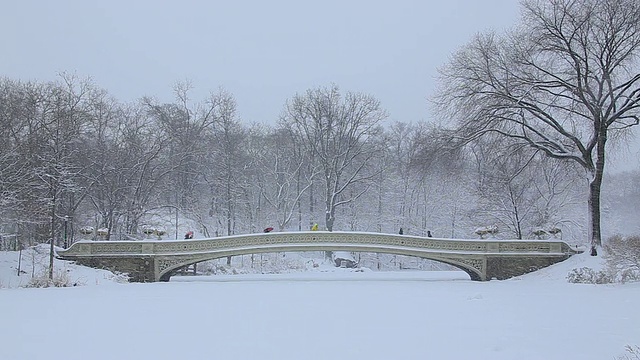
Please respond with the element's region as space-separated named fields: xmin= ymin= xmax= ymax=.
xmin=1 ymin=0 xmax=639 ymax=252
xmin=0 ymin=76 xmax=625 ymax=249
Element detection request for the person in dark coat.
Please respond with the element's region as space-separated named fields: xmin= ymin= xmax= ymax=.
xmin=399 ymin=228 xmax=404 ymax=235
xmin=427 ymin=230 xmax=432 ymax=238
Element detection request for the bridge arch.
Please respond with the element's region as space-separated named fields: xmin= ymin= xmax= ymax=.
xmin=156 ymin=245 xmax=483 ymax=282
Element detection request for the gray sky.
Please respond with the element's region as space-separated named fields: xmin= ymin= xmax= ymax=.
xmin=1 ymin=0 xmax=520 ymax=123
xmin=1 ymin=0 xmax=638 ymax=171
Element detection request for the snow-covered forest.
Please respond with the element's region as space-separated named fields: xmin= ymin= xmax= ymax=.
xmin=0 ymin=75 xmax=638 ymax=250
xmin=2 ymin=0 xmax=640 ymax=252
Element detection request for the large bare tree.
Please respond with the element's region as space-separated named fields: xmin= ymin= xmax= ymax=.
xmin=255 ymin=127 xmax=316 ymax=231
xmin=203 ymin=90 xmax=249 ymax=236
xmin=282 ymin=85 xmax=387 ymax=231
xmin=435 ymin=0 xmax=640 ymax=254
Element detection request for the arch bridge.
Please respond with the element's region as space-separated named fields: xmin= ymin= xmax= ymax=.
xmin=56 ymin=231 xmax=577 ymax=282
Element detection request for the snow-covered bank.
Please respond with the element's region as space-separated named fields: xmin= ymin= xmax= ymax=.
xmin=1 ymin=249 xmax=638 ymax=360
xmin=0 ymin=245 xmax=127 ymax=288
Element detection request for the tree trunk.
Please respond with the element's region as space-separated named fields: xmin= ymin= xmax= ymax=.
xmin=308 ymin=161 xmax=315 ymax=228
xmin=324 ymin=175 xmax=335 ymax=232
xmin=48 ymin=190 xmax=57 ymax=280
xmin=324 ymin=202 xmax=335 ymax=260
xmin=226 ymin=178 xmax=232 ymax=265
xmin=588 ymin=131 xmax=607 ymax=255
xmin=377 ymin=171 xmax=384 ymax=233
xmin=510 ymin=187 xmax=522 ymax=240
xmin=296 ymin=169 xmax=302 ymax=231
xmin=588 ymin=171 xmax=604 ymax=253
xmin=325 ymin=211 xmax=334 ymax=231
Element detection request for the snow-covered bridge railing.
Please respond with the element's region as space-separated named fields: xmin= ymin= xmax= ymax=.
xmin=56 ymin=231 xmax=577 ymax=282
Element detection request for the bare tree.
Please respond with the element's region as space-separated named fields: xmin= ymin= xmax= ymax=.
xmin=256 ymin=127 xmax=316 ymax=231
xmin=384 ymin=122 xmax=413 ymax=233
xmin=144 ymin=81 xmax=219 ymax=238
xmin=0 ymin=79 xmax=38 ymax=225
xmin=83 ymin=101 xmax=174 ymax=239
xmin=282 ymin=85 xmax=387 ymax=231
xmin=467 ymin=137 xmax=583 ymax=239
xmin=435 ymin=0 xmax=640 ymax=253
xmin=34 ymin=74 xmax=101 ymax=278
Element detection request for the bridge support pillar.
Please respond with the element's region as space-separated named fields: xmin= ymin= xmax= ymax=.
xmin=485 ymin=255 xmax=571 ymax=280
xmin=72 ymin=256 xmax=156 ymax=283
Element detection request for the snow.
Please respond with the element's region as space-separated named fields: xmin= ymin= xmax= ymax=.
xmin=0 ymin=244 xmax=128 ymax=288
xmin=1 ymin=247 xmax=639 ymax=360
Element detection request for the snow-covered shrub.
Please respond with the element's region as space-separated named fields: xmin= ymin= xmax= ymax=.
xmin=604 ymin=235 xmax=640 ymax=283
xmin=98 ymin=271 xmax=129 ymax=284
xmin=568 ymin=235 xmax=640 ymax=284
xmin=547 ymin=227 xmax=562 ymax=238
xmin=566 ymin=267 xmax=613 ymax=284
xmin=475 ymin=225 xmax=498 ymax=239
xmin=566 ymin=267 xmax=595 ymax=283
xmin=594 ymin=269 xmax=614 ymax=284
xmin=25 ymin=270 xmax=80 ymax=288
xmin=618 ymin=268 xmax=640 ymax=283
xmin=79 ymin=226 xmax=94 ymax=235
xmin=532 ymin=229 xmax=547 ymax=239
xmin=141 ymin=227 xmax=156 ymax=235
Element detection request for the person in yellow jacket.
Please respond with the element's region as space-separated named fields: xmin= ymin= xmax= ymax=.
xmin=311 ymin=223 xmax=318 ymax=231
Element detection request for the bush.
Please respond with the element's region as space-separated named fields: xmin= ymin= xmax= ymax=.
xmin=566 ymin=267 xmax=593 ymax=283
xmin=568 ymin=235 xmax=640 ymax=284
xmin=566 ymin=267 xmax=613 ymax=284
xmin=604 ymin=235 xmax=640 ymax=283
xmin=25 ymin=270 xmax=82 ymax=288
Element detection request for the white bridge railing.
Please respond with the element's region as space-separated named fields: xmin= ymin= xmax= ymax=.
xmin=58 ymin=231 xmax=575 ymax=257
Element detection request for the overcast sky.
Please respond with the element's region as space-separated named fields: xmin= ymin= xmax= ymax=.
xmin=1 ymin=0 xmax=638 ymax=171
xmin=1 ymin=0 xmax=521 ymax=122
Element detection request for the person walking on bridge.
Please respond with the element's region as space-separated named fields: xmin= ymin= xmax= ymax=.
xmin=311 ymin=223 xmax=318 ymax=231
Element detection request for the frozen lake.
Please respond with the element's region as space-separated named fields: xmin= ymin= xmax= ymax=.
xmin=2 ymin=261 xmax=640 ymax=360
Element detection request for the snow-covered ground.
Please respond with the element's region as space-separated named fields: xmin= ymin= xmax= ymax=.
xmin=1 ymin=246 xmax=639 ymax=360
